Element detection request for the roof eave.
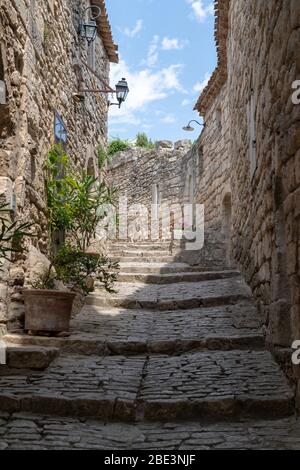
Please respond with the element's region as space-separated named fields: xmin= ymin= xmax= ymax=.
xmin=194 ymin=0 xmax=230 ymax=115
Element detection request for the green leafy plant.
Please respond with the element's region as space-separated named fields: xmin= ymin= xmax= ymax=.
xmin=32 ymin=267 xmax=56 ymax=290
xmin=0 ymin=195 xmax=33 ymax=267
xmin=43 ymin=145 xmax=119 ymax=295
xmin=45 ymin=143 xmax=73 ymax=234
xmin=108 ymin=138 xmax=130 ymax=156
xmin=136 ymin=132 xmax=154 ymax=149
xmin=97 ymin=144 xmax=111 ymax=170
xmin=45 ymin=144 xmax=118 ymax=251
xmin=54 ymin=244 xmax=119 ymax=294
xmin=63 ymin=174 xmax=117 ymax=252
xmin=33 ymin=244 xmax=119 ymax=295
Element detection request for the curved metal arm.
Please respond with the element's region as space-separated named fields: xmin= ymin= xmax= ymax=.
xmin=83 ymin=5 xmax=102 ymax=21
xmin=188 ymin=120 xmax=204 ymax=127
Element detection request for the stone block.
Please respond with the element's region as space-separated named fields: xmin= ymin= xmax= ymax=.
xmin=27 ymin=245 xmax=51 ymax=286
xmin=6 ymin=346 xmax=59 ymax=370
xmin=290 ymin=0 xmax=300 ymax=29
xmin=0 ymin=177 xmax=13 ymax=204
xmin=290 ymin=305 xmax=300 ymax=339
xmin=155 ymin=141 xmax=173 ymax=150
xmin=269 ymin=300 xmax=291 ymax=346
xmin=174 ymin=140 xmax=192 ymax=151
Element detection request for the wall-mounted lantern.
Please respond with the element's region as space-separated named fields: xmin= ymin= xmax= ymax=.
xmin=109 ymin=78 xmax=129 ymax=108
xmin=182 ymin=120 xmax=205 ymax=132
xmin=74 ymin=61 xmax=129 ymax=110
xmin=75 ymin=4 xmax=130 ymax=111
xmin=79 ymin=5 xmax=102 ymax=45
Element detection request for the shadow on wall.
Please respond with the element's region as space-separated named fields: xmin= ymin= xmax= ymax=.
xmin=221 ymin=192 xmax=232 ymax=268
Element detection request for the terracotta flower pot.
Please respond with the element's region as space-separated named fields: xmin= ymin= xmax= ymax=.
xmin=24 ymin=289 xmax=76 ymax=333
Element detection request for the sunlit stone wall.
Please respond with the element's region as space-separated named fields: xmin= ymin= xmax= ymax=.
xmin=0 ymin=0 xmax=114 ymax=331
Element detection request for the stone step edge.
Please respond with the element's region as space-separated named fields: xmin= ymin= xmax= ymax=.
xmin=3 ymin=334 xmax=265 ymax=357
xmin=86 ymin=294 xmax=252 ymax=310
xmin=0 ymin=346 xmax=59 ymax=371
xmin=0 ymin=392 xmax=294 ymax=423
xmin=117 ymin=270 xmax=241 ymax=284
xmin=112 ymin=257 xmax=176 ymax=263
xmin=117 ymin=265 xmax=230 ymax=274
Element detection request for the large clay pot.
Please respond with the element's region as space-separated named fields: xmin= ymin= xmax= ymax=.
xmin=24 ymin=289 xmax=76 ymax=333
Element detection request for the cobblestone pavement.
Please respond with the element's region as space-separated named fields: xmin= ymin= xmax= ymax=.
xmin=1 ymin=242 xmax=300 ymax=449
xmin=1 ymin=412 xmax=300 ymax=450
xmin=87 ymin=276 xmax=252 ymax=309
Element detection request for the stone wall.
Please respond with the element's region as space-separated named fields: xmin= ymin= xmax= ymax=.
xmin=0 ymin=0 xmax=117 ymax=332
xmin=194 ymin=84 xmax=232 ymax=266
xmin=107 ymin=141 xmax=189 ymax=241
xmin=106 ymin=140 xmax=228 ymax=270
xmin=195 ymin=0 xmax=300 ymax=352
xmin=227 ymin=0 xmax=300 ymax=348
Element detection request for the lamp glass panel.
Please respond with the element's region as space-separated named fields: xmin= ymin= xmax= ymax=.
xmin=84 ymin=20 xmax=97 ymax=41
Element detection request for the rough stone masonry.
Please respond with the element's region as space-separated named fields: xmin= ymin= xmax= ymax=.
xmin=0 ymin=0 xmax=118 ymax=333
xmin=195 ymin=0 xmax=300 ymax=353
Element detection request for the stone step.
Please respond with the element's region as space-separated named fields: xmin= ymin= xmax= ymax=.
xmin=117 ymin=262 xmax=225 ymax=274
xmin=1 ymin=412 xmax=300 ymax=449
xmin=110 ymin=250 xmax=179 ymax=258
xmin=0 ymin=351 xmax=293 ymax=421
xmin=4 ymin=301 xmax=264 ymax=356
xmin=108 ymin=242 xmax=180 ymax=251
xmin=117 ymin=270 xmax=240 ymax=284
xmin=87 ymin=277 xmax=252 ymax=310
xmin=0 ymin=346 xmax=59 ymax=371
xmin=111 ymin=255 xmax=176 ymax=263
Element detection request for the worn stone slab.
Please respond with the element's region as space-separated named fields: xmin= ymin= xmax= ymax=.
xmin=113 ymin=250 xmax=180 ymax=257
xmin=118 ymin=262 xmax=211 ymax=274
xmin=117 ymin=270 xmax=240 ymax=284
xmin=0 ymin=349 xmax=293 ymax=421
xmin=4 ymin=346 xmax=59 ymax=370
xmin=108 ymin=241 xmax=180 ymax=250
xmin=4 ymin=301 xmax=264 ymax=355
xmin=0 ymin=354 xmax=144 ymax=420
xmin=112 ymin=255 xmax=176 ymax=263
xmin=0 ymin=413 xmax=300 ymax=449
xmin=117 ymin=263 xmax=230 ymax=274
xmin=140 ymin=350 xmax=294 ymax=420
xmin=87 ymin=277 xmax=252 ymax=309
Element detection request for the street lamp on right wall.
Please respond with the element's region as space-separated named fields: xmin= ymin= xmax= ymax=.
xmin=182 ymin=120 xmax=205 ymax=132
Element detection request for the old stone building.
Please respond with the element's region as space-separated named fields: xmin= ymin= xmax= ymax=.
xmin=0 ymin=0 xmax=118 ymax=333
xmin=194 ymin=0 xmax=300 ymax=353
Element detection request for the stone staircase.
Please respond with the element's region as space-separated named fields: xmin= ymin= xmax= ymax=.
xmin=0 ymin=241 xmax=300 ymax=449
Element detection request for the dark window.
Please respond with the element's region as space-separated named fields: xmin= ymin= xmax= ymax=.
xmin=0 ymin=47 xmax=6 ymax=105
xmin=0 ymin=47 xmax=4 ymax=81
xmin=54 ymin=112 xmax=67 ymax=145
xmin=52 ymin=112 xmax=67 ymax=253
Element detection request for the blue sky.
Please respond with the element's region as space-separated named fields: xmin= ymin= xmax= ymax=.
xmin=106 ymin=0 xmax=216 ymax=142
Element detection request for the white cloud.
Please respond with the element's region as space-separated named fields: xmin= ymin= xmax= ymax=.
xmin=181 ymin=98 xmax=191 ymax=106
xmin=162 ymin=37 xmax=188 ymax=50
xmin=205 ymin=3 xmax=215 ymax=15
xmin=186 ymin=0 xmax=214 ymax=23
xmin=123 ymin=19 xmax=143 ymax=38
xmin=146 ymin=35 xmax=159 ymax=67
xmin=161 ymin=114 xmax=176 ymax=124
xmin=109 ymin=59 xmax=185 ymax=126
xmin=193 ymin=72 xmax=211 ymax=93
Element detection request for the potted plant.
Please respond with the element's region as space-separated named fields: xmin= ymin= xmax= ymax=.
xmin=0 ymin=194 xmax=33 ymax=268
xmin=23 ymin=145 xmax=119 ymax=335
